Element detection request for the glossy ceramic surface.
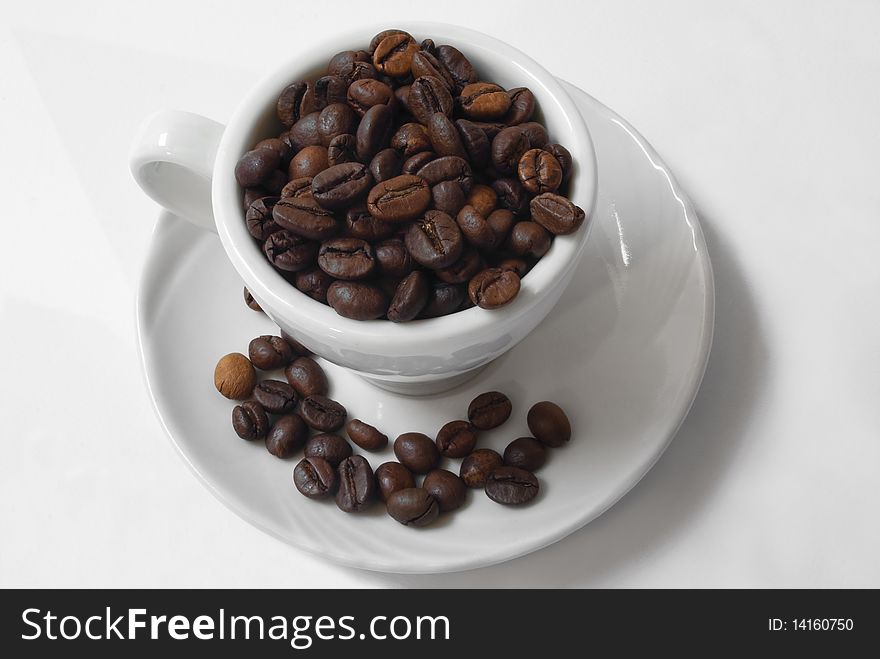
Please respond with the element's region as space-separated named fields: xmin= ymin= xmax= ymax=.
xmin=136 ymin=84 xmax=713 ymax=573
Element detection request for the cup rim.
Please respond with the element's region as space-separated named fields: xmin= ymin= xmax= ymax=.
xmin=213 ymin=21 xmax=597 ymax=351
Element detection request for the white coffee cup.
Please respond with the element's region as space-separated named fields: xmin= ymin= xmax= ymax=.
xmin=130 ymin=22 xmax=597 ymax=395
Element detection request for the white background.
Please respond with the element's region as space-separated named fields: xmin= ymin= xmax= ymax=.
xmin=1 ymin=0 xmax=878 ymax=587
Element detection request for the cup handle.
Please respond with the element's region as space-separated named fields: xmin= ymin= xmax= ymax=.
xmin=129 ymin=110 xmax=225 ymax=232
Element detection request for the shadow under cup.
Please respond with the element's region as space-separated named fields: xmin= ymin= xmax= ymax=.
xmin=213 ymin=24 xmax=596 ymax=395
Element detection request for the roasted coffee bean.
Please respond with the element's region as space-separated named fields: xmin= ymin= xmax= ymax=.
xmin=235 ymin=149 xmax=281 ymax=188
xmin=436 ymin=249 xmax=482 ymax=284
xmin=394 ymin=432 xmax=440 ymax=474
xmin=253 ymin=379 xmax=298 ymax=414
xmin=243 ymin=187 xmax=272 ymax=209
xmin=298 ymin=82 xmax=319 ymax=117
xmin=420 ymin=282 xmax=465 ymax=318
xmin=394 ymin=85 xmax=412 ymax=113
xmin=431 ymin=180 xmax=466 ymax=215
xmin=530 ymin=193 xmax=586 ymax=235
xmin=375 ymin=462 xmax=415 ymax=502
xmin=288 ymin=145 xmax=329 ymax=179
xmin=456 ymin=205 xmax=496 ymax=249
xmin=336 ymin=455 xmax=376 ymax=512
xmin=469 ymin=120 xmax=506 ymax=141
xmin=318 ymin=237 xmax=375 ymax=280
xmin=345 ymin=205 xmax=396 ymax=241
xmin=454 ymin=119 xmax=490 ymax=169
xmin=420 ymin=38 xmax=436 ymax=53
xmin=485 ymin=466 xmax=539 ymax=505
xmin=317 ymin=103 xmax=358 ymax=147
xmin=266 ymin=414 xmax=308 ymax=458
xmin=427 ymin=112 xmax=467 ymax=158
xmin=466 ymin=183 xmax=497 ymax=217
xmin=402 ymin=150 xmax=436 ymax=174
xmin=299 ymin=394 xmax=346 ymax=432
xmin=280 ymin=176 xmax=314 ymax=198
xmin=387 ymin=488 xmax=439 ymax=526
xmin=287 ymin=112 xmax=323 ymax=150
xmin=277 ymin=81 xmax=308 ymax=126
xmin=246 ymin=197 xmax=282 ymax=241
xmin=518 ymin=121 xmax=549 ymax=149
xmin=232 ymin=400 xmax=269 ymax=440
xmin=491 ymin=126 xmax=530 ymax=175
xmin=435 ymin=420 xmax=478 ymax=458
xmin=411 ymin=50 xmax=456 ymax=90
xmin=327 ymin=280 xmax=388 ymax=320
xmin=507 ymin=221 xmax=552 ymax=258
xmin=311 ymin=162 xmax=372 ymax=210
xmin=255 ymin=137 xmax=293 ymax=165
xmin=313 ymin=75 xmax=349 ymax=109
xmin=294 ymin=268 xmax=333 ymax=302
xmin=405 ymin=210 xmax=464 ymax=269
xmin=459 ymin=82 xmax=511 ymax=120
xmin=214 ymin=353 xmax=256 ymax=400
xmin=347 ymin=78 xmax=395 ymax=116
xmin=346 ymin=419 xmax=389 ymax=451
xmin=498 ymin=257 xmax=530 ymax=277
xmin=503 ymin=87 xmax=536 ymax=125
xmin=518 ymin=148 xmax=563 ymax=194
xmin=327 ymin=133 xmax=357 ymax=166
xmin=263 ymin=230 xmax=318 ymax=272
xmin=460 ymin=449 xmax=503 ymax=488
xmin=374 ymin=239 xmax=413 ymax=277
xmin=293 ymin=457 xmax=337 ymax=498
xmin=503 ymin=437 xmax=547 ymax=471
xmin=487 ymin=208 xmax=516 ymax=243
xmin=243 ymin=287 xmax=263 ymax=312
xmin=416 ymin=155 xmax=473 ymax=192
xmin=328 ymin=49 xmax=371 ymax=76
xmin=304 ymin=433 xmax=353 ymax=467
xmin=280 ymin=330 xmax=310 ymax=355
xmin=248 ymin=335 xmax=294 ymax=370
xmin=273 ymin=196 xmax=339 ymax=240
xmin=468 ymin=268 xmax=521 ymax=309
xmin=491 ymin=178 xmax=529 ymax=216
xmin=356 ymin=104 xmax=394 ymax=162
xmin=263 ymin=169 xmax=288 ymax=195
xmin=372 ymin=33 xmax=418 ymax=78
xmin=527 ymin=401 xmax=571 ymax=447
xmin=369 ymin=148 xmax=402 ymax=183
xmin=468 ymin=391 xmax=512 ymax=430
xmin=284 ymin=356 xmax=328 ymax=397
xmin=423 ymin=469 xmax=466 ymax=512
xmin=387 ymin=270 xmax=429 ymax=322
xmin=335 ymin=60 xmax=378 ymax=84
xmin=367 ymin=174 xmax=431 ymax=221
xmin=391 ymin=123 xmax=431 ymax=156
xmin=435 ymin=45 xmax=478 ymax=92
xmin=408 ymin=76 xmax=454 ymax=124
xmin=544 ymin=143 xmax=573 ymax=182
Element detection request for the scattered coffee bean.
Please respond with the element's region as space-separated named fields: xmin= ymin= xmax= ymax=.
xmin=214 ymin=353 xmax=256 ymax=400
xmin=266 ymin=413 xmax=308 ymax=458
xmin=346 ymin=419 xmax=389 ymax=451
xmin=485 ymin=466 xmax=539 ymax=505
xmin=435 ymin=420 xmax=478 ymax=458
xmin=243 ymin=287 xmax=263 ymax=312
xmin=248 ymin=335 xmax=294 ymax=370
xmin=299 ymin=394 xmax=347 ymax=431
xmin=294 ymin=457 xmax=338 ymax=498
xmin=460 ymin=449 xmax=503 ymax=488
xmin=336 ymin=455 xmax=376 ymax=512
xmin=394 ymin=432 xmax=441 ymax=474
xmin=468 ymin=391 xmax=512 ymax=430
xmin=232 ymin=400 xmax=269 ymax=440
xmin=280 ymin=330 xmax=310 ymax=355
xmin=503 ymin=437 xmax=547 ymax=471
xmin=304 ymin=433 xmax=353 ymax=467
xmin=375 ymin=461 xmax=415 ymax=502
xmin=253 ymin=379 xmax=298 ymax=414
xmin=386 ymin=488 xmax=439 ymax=527
xmin=423 ymin=469 xmax=467 ymax=512
xmin=284 ymin=356 xmax=328 ymax=397
xmin=527 ymin=401 xmax=571 ymax=447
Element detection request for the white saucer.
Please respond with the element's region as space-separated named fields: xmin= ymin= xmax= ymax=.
xmin=136 ymin=82 xmax=714 ymax=574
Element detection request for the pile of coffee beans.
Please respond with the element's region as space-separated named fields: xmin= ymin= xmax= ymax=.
xmin=235 ymin=29 xmax=587 ymax=321
xmin=214 ymin=294 xmax=573 ymax=527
